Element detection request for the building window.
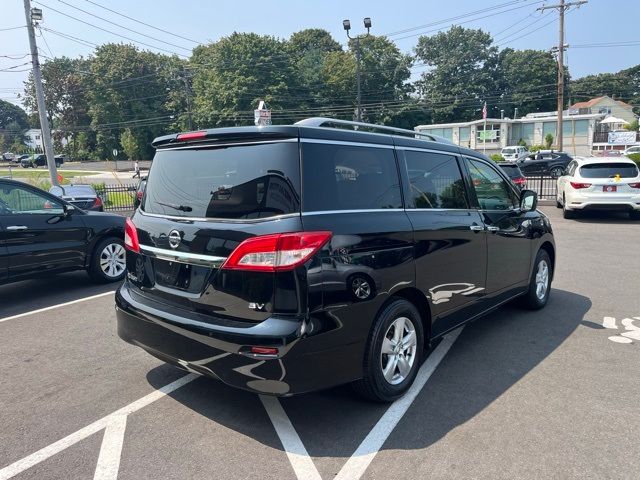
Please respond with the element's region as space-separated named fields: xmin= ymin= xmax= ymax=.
xmin=574 ymin=120 xmax=588 ymax=136
xmin=522 ymin=123 xmax=534 ymax=141
xmin=542 ymin=122 xmax=556 ymax=139
xmin=459 ymin=126 xmax=470 ymax=143
xmin=477 ymin=124 xmax=500 ymax=142
xmin=426 ymin=128 xmax=453 ymax=141
xmin=598 ymin=107 xmax=612 ymax=115
xmin=35 ymin=135 xmax=41 ymax=140
xmin=562 ymin=120 xmax=573 ymax=136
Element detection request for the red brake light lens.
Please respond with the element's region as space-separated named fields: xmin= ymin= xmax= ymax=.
xmin=250 ymin=346 xmax=278 ymax=355
xmin=93 ymin=196 xmax=103 ymax=208
xmin=570 ymin=182 xmax=592 ymax=189
xmin=222 ymin=231 xmax=332 ymax=272
xmin=629 ymin=182 xmax=640 ymax=189
xmin=513 ymin=177 xmax=526 ymax=185
xmin=176 ymin=131 xmax=206 ymax=142
xmin=124 ymin=218 xmax=140 ymax=253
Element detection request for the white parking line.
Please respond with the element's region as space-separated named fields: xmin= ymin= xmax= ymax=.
xmin=262 ymin=327 xmax=463 ymax=480
xmin=93 ymin=415 xmax=127 ymax=480
xmin=0 ymin=291 xmax=115 ymax=324
xmin=260 ymin=395 xmax=322 ymax=480
xmin=0 ymin=373 xmax=197 ymax=480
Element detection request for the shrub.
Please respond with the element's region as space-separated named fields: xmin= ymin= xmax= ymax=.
xmin=529 ymin=145 xmax=545 ymax=152
xmin=544 ymin=133 xmax=554 ymax=149
xmin=627 ymin=153 xmax=640 ymax=166
xmin=490 ymin=154 xmax=504 ymax=162
xmin=517 ymin=138 xmax=528 ymax=147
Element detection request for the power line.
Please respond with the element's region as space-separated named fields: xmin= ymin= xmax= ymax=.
xmin=0 ymin=25 xmax=26 ymax=32
xmin=55 ymin=0 xmax=193 ymax=52
xmin=34 ymin=1 xmax=188 ymax=57
xmin=82 ymin=0 xmax=202 ymax=45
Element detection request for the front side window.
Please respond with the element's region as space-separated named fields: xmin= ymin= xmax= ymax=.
xmin=0 ymin=183 xmax=64 ymax=215
xmin=405 ymin=151 xmax=468 ymax=209
xmin=302 ymin=143 xmax=402 ymax=211
xmin=466 ymin=158 xmax=518 ymax=211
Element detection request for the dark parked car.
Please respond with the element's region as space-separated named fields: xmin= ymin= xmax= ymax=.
xmin=49 ymin=184 xmax=104 ymax=212
xmin=2 ymin=152 xmax=16 ymax=162
xmin=116 ymin=118 xmax=555 ymax=402
xmin=498 ymin=161 xmax=527 ymax=189
xmin=517 ymin=150 xmax=573 ymax=177
xmin=20 ymin=153 xmax=64 ymax=168
xmin=133 ymin=176 xmax=147 ymax=209
xmin=0 ymin=179 xmax=126 ymax=284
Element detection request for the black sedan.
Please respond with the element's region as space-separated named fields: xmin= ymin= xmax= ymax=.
xmin=20 ymin=154 xmax=64 ymax=168
xmin=498 ymin=162 xmax=527 ymax=189
xmin=0 ymin=179 xmax=125 ymax=285
xmin=50 ymin=184 xmax=104 ymax=212
xmin=517 ymin=150 xmax=573 ymax=177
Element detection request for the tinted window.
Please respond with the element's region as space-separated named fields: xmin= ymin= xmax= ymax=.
xmin=404 ymin=151 xmax=467 ymax=209
xmin=302 ymin=143 xmax=402 ymax=211
xmin=498 ymin=164 xmax=522 ymax=178
xmin=0 ymin=183 xmax=64 ymax=214
xmin=144 ymin=142 xmax=300 ymax=219
xmin=466 ymin=158 xmax=518 ymax=210
xmin=579 ymin=163 xmax=639 ymax=179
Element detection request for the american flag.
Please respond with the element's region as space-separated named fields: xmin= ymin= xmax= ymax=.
xmin=482 ymin=102 xmax=487 ymax=120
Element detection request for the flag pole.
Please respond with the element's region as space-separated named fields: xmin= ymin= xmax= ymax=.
xmin=483 ymin=117 xmax=486 ymax=154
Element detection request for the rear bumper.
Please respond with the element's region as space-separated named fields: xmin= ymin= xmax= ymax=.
xmin=115 ymin=282 xmax=363 ymax=396
xmin=568 ymin=201 xmax=640 ymax=211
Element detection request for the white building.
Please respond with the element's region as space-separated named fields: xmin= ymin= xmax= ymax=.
xmin=24 ymin=128 xmax=43 ymax=151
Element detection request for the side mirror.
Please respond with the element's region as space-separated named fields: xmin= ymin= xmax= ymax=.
xmin=520 ymin=189 xmax=537 ymax=212
xmin=63 ymin=204 xmax=76 ymax=216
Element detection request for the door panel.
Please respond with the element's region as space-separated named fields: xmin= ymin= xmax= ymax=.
xmin=401 ymin=150 xmax=488 ymax=337
xmin=465 ymin=158 xmax=531 ymax=293
xmin=0 ymin=218 xmax=7 ymax=281
xmin=0 ymin=182 xmax=89 ymax=279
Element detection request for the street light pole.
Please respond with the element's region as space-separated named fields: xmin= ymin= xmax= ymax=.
xmin=343 ymin=18 xmax=372 ymax=123
xmin=23 ymin=0 xmax=59 ymax=186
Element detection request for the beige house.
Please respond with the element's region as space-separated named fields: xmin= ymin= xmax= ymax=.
xmin=568 ymin=96 xmax=636 ymax=125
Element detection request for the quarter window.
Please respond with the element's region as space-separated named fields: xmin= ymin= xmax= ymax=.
xmin=302 ymin=143 xmax=402 ymax=211
xmin=0 ymin=183 xmax=64 ymax=215
xmin=466 ymin=159 xmax=518 ymax=211
xmin=404 ymin=151 xmax=468 ymax=209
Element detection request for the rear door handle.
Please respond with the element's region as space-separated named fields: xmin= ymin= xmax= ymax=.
xmin=6 ymin=225 xmax=28 ymax=231
xmin=486 ymin=226 xmax=500 ymax=232
xmin=469 ymin=225 xmax=485 ymax=232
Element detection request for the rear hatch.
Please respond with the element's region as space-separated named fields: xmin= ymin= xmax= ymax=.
xmin=127 ymin=132 xmax=306 ymax=323
xmin=577 ymin=162 xmax=640 ymax=197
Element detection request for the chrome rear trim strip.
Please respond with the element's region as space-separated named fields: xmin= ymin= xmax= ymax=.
xmin=139 ymin=245 xmax=227 ymax=268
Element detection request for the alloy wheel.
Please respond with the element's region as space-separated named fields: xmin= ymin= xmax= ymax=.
xmin=380 ymin=316 xmax=417 ymax=385
xmin=100 ymin=242 xmax=126 ymax=278
xmin=535 ymin=259 xmax=549 ymax=300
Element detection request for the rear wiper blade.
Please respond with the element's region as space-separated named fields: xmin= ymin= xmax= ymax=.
xmin=156 ymin=201 xmax=192 ymax=212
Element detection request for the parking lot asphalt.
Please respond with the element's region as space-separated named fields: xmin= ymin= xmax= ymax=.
xmin=1 ymin=206 xmax=639 ymax=480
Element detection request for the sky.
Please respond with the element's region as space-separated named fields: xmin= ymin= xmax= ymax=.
xmin=1 ymin=0 xmax=639 ymax=108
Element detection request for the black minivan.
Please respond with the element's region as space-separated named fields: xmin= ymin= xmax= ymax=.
xmin=116 ymin=118 xmax=555 ymax=402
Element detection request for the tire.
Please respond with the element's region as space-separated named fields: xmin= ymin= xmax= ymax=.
xmin=352 ymin=299 xmax=424 ymax=402
xmin=550 ymin=167 xmax=563 ymax=178
xmin=88 ymin=237 xmax=127 ymax=283
xmin=519 ymin=249 xmax=552 ymax=310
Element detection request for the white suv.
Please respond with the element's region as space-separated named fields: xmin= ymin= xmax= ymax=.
xmin=501 ymin=146 xmax=529 ymax=161
xmin=556 ymin=157 xmax=640 ymax=219
xmin=622 ymin=145 xmax=640 ymax=156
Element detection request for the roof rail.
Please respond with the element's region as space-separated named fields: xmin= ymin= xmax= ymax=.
xmin=294 ymin=117 xmax=454 ymax=145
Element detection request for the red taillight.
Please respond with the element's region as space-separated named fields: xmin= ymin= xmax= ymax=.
xmin=124 ymin=218 xmax=140 ymax=253
xmin=629 ymin=182 xmax=640 ymax=189
xmin=513 ymin=177 xmax=526 ymax=185
xmin=136 ymin=190 xmax=143 ymax=200
xmin=570 ymin=182 xmax=592 ymax=189
xmin=93 ymin=196 xmax=103 ymax=208
xmin=250 ymin=346 xmax=278 ymax=355
xmin=176 ymin=131 xmax=206 ymax=142
xmin=222 ymin=231 xmax=332 ymax=272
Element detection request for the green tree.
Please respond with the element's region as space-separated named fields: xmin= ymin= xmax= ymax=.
xmin=415 ymin=26 xmax=500 ymax=123
xmin=120 ymin=128 xmax=140 ymax=160
xmin=496 ymin=49 xmax=565 ymax=116
xmin=0 ymin=99 xmax=29 ymax=130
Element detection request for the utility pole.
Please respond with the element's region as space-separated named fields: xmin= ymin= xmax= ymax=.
xmin=23 ymin=0 xmax=59 ymax=186
xmin=538 ymin=0 xmax=587 ymax=152
xmin=182 ymin=66 xmax=193 ymax=130
xmin=343 ymin=17 xmax=372 ymax=122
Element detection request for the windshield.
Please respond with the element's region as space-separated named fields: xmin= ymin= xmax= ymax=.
xmin=502 ymin=148 xmax=516 ymax=154
xmin=143 ymin=142 xmax=300 ymax=219
xmin=579 ymin=163 xmax=639 ymax=179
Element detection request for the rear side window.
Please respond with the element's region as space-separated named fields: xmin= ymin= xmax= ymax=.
xmin=144 ymin=142 xmax=300 ymax=219
xmin=404 ymin=151 xmax=468 ymax=209
xmin=579 ymin=163 xmax=639 ymax=179
xmin=498 ymin=165 xmax=521 ymax=178
xmin=301 ymin=143 xmax=402 ymax=211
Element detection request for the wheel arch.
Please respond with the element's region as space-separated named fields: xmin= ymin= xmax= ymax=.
xmin=539 ymin=241 xmax=556 ymax=280
xmin=382 ymin=287 xmax=433 ymax=344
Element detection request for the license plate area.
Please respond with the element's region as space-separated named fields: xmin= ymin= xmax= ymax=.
xmin=603 ymin=185 xmax=617 ymax=192
xmin=153 ymin=258 xmax=210 ymax=292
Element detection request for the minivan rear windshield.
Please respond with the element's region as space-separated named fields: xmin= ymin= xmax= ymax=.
xmin=143 ymin=142 xmax=300 ymax=219
xmin=579 ymin=163 xmax=639 ymax=179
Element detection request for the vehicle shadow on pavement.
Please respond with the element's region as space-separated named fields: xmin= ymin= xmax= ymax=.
xmin=570 ymin=211 xmax=640 ymax=224
xmin=0 ymin=271 xmax=119 ymax=318
xmin=145 ymin=288 xmax=589 ymax=464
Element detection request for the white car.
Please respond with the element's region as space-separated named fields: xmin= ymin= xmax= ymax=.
xmin=501 ymin=146 xmax=529 ymax=161
xmin=622 ymin=145 xmax=640 ymax=156
xmin=556 ymin=157 xmax=640 ymax=219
